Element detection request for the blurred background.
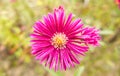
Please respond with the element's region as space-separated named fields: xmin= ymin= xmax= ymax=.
xmin=0 ymin=0 xmax=120 ymax=76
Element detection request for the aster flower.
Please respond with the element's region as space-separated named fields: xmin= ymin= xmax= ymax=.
xmin=30 ymin=6 xmax=100 ymax=71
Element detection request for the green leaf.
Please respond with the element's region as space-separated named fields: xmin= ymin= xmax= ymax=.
xmin=100 ymin=30 xmax=114 ymax=35
xmin=45 ymin=68 xmax=64 ymax=76
xmin=74 ymin=66 xmax=85 ymax=76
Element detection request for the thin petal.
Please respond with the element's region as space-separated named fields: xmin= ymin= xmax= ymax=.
xmin=48 ymin=13 xmax=56 ymax=32
xmin=43 ymin=15 xmax=54 ymax=34
xmin=33 ymin=21 xmax=52 ymax=37
xmin=65 ymin=48 xmax=75 ymax=67
xmin=63 ymin=49 xmax=70 ymax=68
xmin=58 ymin=11 xmax=66 ymax=32
xmin=63 ymin=13 xmax=73 ymax=32
xmin=68 ymin=42 xmax=88 ymax=52
xmin=67 ymin=44 xmax=85 ymax=56
xmin=60 ymin=50 xmax=64 ymax=70
xmin=68 ymin=49 xmax=80 ymax=64
xmin=45 ymin=53 xmax=52 ymax=66
xmin=35 ymin=46 xmax=54 ymax=60
xmin=65 ymin=19 xmax=81 ymax=34
xmin=49 ymin=50 xmax=57 ymax=69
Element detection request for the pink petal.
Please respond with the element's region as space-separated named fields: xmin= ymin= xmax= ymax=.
xmin=49 ymin=50 xmax=57 ymax=69
xmin=68 ymin=42 xmax=88 ymax=52
xmin=47 ymin=13 xmax=57 ymax=32
xmin=67 ymin=24 xmax=83 ymax=37
xmin=65 ymin=19 xmax=81 ymax=34
xmin=43 ymin=15 xmax=55 ymax=34
xmin=35 ymin=46 xmax=54 ymax=60
xmin=33 ymin=21 xmax=52 ymax=36
xmin=54 ymin=51 xmax=59 ymax=71
xmin=31 ymin=42 xmax=50 ymax=51
xmin=63 ymin=50 xmax=70 ymax=68
xmin=68 ymin=50 xmax=80 ymax=64
xmin=65 ymin=48 xmax=75 ymax=67
xmin=45 ymin=53 xmax=52 ymax=66
xmin=67 ymin=44 xmax=85 ymax=56
xmin=58 ymin=11 xmax=66 ymax=32
xmin=63 ymin=13 xmax=73 ymax=32
xmin=30 ymin=34 xmax=50 ymax=39
xmin=60 ymin=50 xmax=64 ymax=70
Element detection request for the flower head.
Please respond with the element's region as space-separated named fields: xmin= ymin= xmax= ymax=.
xmin=30 ymin=6 xmax=100 ymax=71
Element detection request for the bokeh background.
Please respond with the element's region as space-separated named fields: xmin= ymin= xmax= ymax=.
xmin=0 ymin=0 xmax=120 ymax=76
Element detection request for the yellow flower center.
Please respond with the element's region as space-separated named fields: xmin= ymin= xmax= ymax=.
xmin=51 ymin=33 xmax=68 ymax=49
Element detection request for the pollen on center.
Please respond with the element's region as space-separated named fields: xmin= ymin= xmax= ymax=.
xmin=51 ymin=33 xmax=68 ymax=49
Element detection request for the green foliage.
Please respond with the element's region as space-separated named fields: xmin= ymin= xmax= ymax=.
xmin=45 ymin=68 xmax=64 ymax=76
xmin=74 ymin=66 xmax=85 ymax=76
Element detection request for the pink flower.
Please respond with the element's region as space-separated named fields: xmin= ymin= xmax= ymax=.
xmin=115 ymin=0 xmax=120 ymax=9
xmin=30 ymin=6 xmax=100 ymax=71
xmin=10 ymin=0 xmax=16 ymax=3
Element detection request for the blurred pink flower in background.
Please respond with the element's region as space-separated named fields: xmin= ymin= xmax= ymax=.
xmin=115 ymin=0 xmax=120 ymax=9
xmin=30 ymin=6 xmax=101 ymax=71
xmin=10 ymin=0 xmax=16 ymax=3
